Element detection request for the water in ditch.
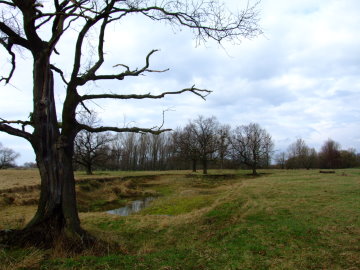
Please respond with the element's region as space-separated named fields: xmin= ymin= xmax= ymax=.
xmin=107 ymin=197 xmax=155 ymax=216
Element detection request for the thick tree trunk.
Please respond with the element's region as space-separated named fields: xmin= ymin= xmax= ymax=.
xmin=0 ymin=52 xmax=92 ymax=249
xmin=24 ymin=145 xmax=86 ymax=246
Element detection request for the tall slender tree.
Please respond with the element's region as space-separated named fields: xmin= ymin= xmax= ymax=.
xmin=0 ymin=0 xmax=261 ymax=248
xmin=217 ymin=124 xmax=231 ymax=169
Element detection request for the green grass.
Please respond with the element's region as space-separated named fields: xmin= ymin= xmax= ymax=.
xmin=1 ymin=169 xmax=360 ymax=269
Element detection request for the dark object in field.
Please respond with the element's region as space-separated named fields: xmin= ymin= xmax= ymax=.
xmin=185 ymin=174 xmax=236 ymax=179
xmin=319 ymin=170 xmax=335 ymax=174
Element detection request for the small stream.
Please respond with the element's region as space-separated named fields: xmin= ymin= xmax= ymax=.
xmin=107 ymin=197 xmax=155 ymax=216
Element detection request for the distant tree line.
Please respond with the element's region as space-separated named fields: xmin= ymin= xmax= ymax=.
xmin=274 ymin=138 xmax=360 ymax=170
xmin=1 ymin=116 xmax=359 ymax=173
xmin=72 ymin=115 xmax=274 ymax=175
xmin=72 ymin=115 xmax=360 ymax=174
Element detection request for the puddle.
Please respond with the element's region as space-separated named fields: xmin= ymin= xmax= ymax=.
xmin=107 ymin=197 xmax=155 ymax=216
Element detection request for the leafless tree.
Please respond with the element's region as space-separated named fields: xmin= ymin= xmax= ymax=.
xmin=159 ymin=133 xmax=178 ymax=170
xmin=172 ymin=116 xmax=221 ymax=174
xmin=217 ymin=124 xmax=231 ymax=169
xmin=319 ymin=139 xmax=341 ymax=169
xmin=0 ymin=0 xmax=261 ymax=247
xmin=0 ymin=142 xmax=19 ymax=169
xmin=286 ymin=138 xmax=307 ymax=168
xmin=274 ymin=151 xmax=286 ymax=169
xmin=74 ymin=113 xmax=113 ymax=175
xmin=173 ymin=126 xmax=200 ymax=172
xmin=107 ymin=132 xmax=176 ymax=170
xmin=148 ymin=133 xmax=173 ymax=170
xmin=230 ymin=123 xmax=273 ymax=175
xmin=23 ymin=161 xmax=38 ymax=168
xmin=106 ymin=133 xmax=125 ymax=170
xmin=286 ymin=138 xmax=317 ymax=169
xmin=304 ymin=147 xmax=318 ymax=169
xmin=188 ymin=115 xmax=220 ymax=174
xmin=339 ymin=148 xmax=358 ymax=168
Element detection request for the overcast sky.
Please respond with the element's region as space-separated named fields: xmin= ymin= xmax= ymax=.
xmin=1 ymin=0 xmax=360 ymax=164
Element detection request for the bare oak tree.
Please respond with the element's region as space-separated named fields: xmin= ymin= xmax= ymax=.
xmin=173 ymin=126 xmax=200 ymax=172
xmin=74 ymin=112 xmax=113 ymax=175
xmin=230 ymin=123 xmax=273 ymax=175
xmin=0 ymin=0 xmax=261 ymax=248
xmin=319 ymin=138 xmax=341 ymax=169
xmin=286 ymin=138 xmax=318 ymax=169
xmin=173 ymin=116 xmax=221 ymax=174
xmin=188 ymin=115 xmax=220 ymax=174
xmin=0 ymin=142 xmax=20 ymax=169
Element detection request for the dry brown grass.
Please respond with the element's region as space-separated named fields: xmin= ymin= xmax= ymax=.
xmin=0 ymin=205 xmax=36 ymax=230
xmin=0 ymin=170 xmax=164 ymax=212
xmin=0 ymin=171 xmax=166 ymax=230
xmin=0 ymin=169 xmax=163 ymax=190
xmin=0 ymin=169 xmax=182 ymax=195
xmin=0 ymin=169 xmax=40 ymax=190
xmin=0 ymin=169 xmax=119 ymax=191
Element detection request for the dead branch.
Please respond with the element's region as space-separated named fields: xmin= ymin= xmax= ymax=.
xmin=80 ymin=86 xmax=212 ymax=102
xmin=0 ymin=39 xmax=16 ymax=84
xmin=50 ymin=64 xmax=69 ymax=84
xmin=78 ymin=49 xmax=167 ymax=85
xmin=78 ymin=123 xmax=171 ymax=135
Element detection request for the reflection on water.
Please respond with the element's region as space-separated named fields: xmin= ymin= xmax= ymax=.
xmin=107 ymin=197 xmax=155 ymax=216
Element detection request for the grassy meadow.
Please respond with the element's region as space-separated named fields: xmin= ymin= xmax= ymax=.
xmin=0 ymin=169 xmax=359 ymax=269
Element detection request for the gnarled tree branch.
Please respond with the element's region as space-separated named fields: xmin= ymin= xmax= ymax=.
xmin=0 ymin=122 xmax=33 ymax=142
xmin=78 ymin=123 xmax=171 ymax=135
xmin=50 ymin=64 xmax=69 ymax=84
xmin=77 ymin=49 xmax=168 ymax=85
xmin=80 ymin=85 xmax=212 ymax=101
xmin=0 ymin=39 xmax=16 ymax=83
xmin=0 ymin=21 xmax=31 ymax=49
xmin=0 ymin=1 xmax=15 ymax=7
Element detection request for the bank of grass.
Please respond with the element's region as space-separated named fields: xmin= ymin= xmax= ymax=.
xmin=1 ymin=169 xmax=360 ymax=269
xmin=0 ymin=169 xmax=188 ymax=190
